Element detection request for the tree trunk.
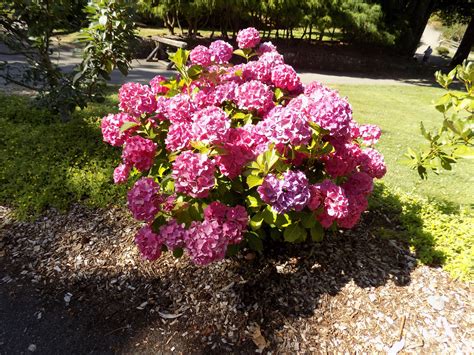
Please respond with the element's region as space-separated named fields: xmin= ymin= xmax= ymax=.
xmin=451 ymin=16 xmax=474 ymax=66
xmin=402 ymin=0 xmax=435 ymax=56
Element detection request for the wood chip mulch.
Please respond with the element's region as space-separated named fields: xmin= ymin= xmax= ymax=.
xmin=0 ymin=204 xmax=472 ymax=354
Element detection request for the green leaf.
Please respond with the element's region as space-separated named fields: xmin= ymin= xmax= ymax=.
xmin=120 ymin=121 xmax=139 ymax=132
xmin=247 ymin=175 xmax=263 ymax=189
xmin=249 ymin=212 xmax=264 ymax=230
xmin=246 ymin=232 xmax=263 ymax=253
xmin=246 ymin=195 xmax=261 ymax=208
xmin=310 ymin=224 xmax=324 ymax=242
xmin=301 ymin=212 xmax=317 ymax=229
xmin=262 ymin=206 xmax=276 ymax=225
xmin=226 ymin=244 xmax=240 ymax=257
xmin=233 ymin=49 xmax=247 ymax=59
xmin=283 ymin=223 xmax=307 ymax=243
xmin=274 ymin=88 xmax=284 ymax=101
xmin=187 ymin=64 xmax=203 ymax=79
xmin=172 ymin=248 xmax=184 ymax=258
xmin=150 ymin=215 xmax=167 ymax=233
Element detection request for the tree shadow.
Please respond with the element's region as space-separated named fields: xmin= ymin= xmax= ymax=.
xmin=1 ymin=180 xmax=450 ymax=353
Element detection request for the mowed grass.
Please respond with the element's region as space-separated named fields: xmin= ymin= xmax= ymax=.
xmin=332 ymin=84 xmax=474 ymax=210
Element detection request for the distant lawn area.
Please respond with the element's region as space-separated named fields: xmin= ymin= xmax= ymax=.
xmin=333 ymin=84 xmax=474 ymax=210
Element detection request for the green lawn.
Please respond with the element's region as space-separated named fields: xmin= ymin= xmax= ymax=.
xmin=333 ymin=85 xmax=474 ymax=210
xmin=0 ymin=84 xmax=472 ymax=280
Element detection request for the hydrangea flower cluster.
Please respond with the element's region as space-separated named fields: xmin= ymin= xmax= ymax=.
xmin=100 ymin=27 xmax=386 ymax=266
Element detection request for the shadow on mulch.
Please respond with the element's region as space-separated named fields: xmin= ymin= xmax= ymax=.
xmin=0 ymin=185 xmax=444 ymax=354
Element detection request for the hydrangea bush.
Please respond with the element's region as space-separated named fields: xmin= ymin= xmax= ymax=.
xmin=101 ymin=27 xmax=386 ymax=265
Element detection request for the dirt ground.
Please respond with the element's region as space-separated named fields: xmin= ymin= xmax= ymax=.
xmin=1 ymin=204 xmax=472 ymax=354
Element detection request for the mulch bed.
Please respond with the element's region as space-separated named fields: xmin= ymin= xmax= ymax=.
xmin=0 ymin=204 xmax=472 ymax=354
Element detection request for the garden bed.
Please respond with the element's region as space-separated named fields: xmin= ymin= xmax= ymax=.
xmin=1 ymin=204 xmax=472 ymax=353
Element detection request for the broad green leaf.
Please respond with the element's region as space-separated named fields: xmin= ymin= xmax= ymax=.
xmin=247 ymin=175 xmax=263 ymax=189
xmin=283 ymin=223 xmax=307 ymax=243
xmin=246 ymin=232 xmax=263 ymax=253
xmin=301 ymin=212 xmax=317 ymax=229
xmin=262 ymin=206 xmax=276 ymax=225
xmin=246 ymin=195 xmax=261 ymax=208
xmin=250 ymin=212 xmax=264 ymax=230
xmin=310 ymin=224 xmax=324 ymax=242
xmin=187 ymin=64 xmax=203 ymax=79
xmin=120 ymin=121 xmax=139 ymax=132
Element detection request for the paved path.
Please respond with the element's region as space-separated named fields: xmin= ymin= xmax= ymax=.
xmin=1 ymin=37 xmax=439 ymax=90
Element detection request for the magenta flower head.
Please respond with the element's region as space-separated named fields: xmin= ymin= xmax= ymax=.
xmin=358 ymin=124 xmax=382 ymax=146
xmin=127 ymin=177 xmax=162 ymax=222
xmin=150 ymin=75 xmax=169 ymax=95
xmin=209 ymin=40 xmax=233 ymax=63
xmin=236 ymin=27 xmax=261 ymax=49
xmin=235 ymin=80 xmax=274 ymax=115
xmin=172 ymin=151 xmax=215 ymax=198
xmin=159 ymin=219 xmax=187 ymax=251
xmin=113 ymin=163 xmax=131 ymax=184
xmin=118 ymin=82 xmax=157 ymax=116
xmin=185 ymin=220 xmax=228 ymax=266
xmin=271 ymin=64 xmax=302 ymax=92
xmin=101 ymin=113 xmax=137 ymax=147
xmin=191 ymin=106 xmax=231 ymax=144
xmin=359 ymin=148 xmax=387 ymax=179
xmin=190 ymin=45 xmax=212 ymax=66
xmin=122 ymin=135 xmax=157 ymax=172
xmin=135 ymin=226 xmax=164 ymax=261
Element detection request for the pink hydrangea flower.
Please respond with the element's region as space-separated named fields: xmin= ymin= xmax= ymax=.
xmin=191 ymin=106 xmax=230 ymax=144
xmin=118 ymin=82 xmax=157 ymax=117
xmin=236 ymin=27 xmax=261 ymax=49
xmin=259 ymin=51 xmax=285 ymax=66
xmin=127 ymin=177 xmax=162 ymax=222
xmin=359 ymin=124 xmax=381 ymax=145
xmin=314 ymin=180 xmax=349 ymax=227
xmin=359 ymin=148 xmax=387 ymax=179
xmin=172 ymin=151 xmax=215 ymax=198
xmin=210 ymin=82 xmax=238 ymax=105
xmin=258 ymin=41 xmax=277 ymax=54
xmin=185 ymin=220 xmax=228 ymax=266
xmin=308 ymin=185 xmax=323 ymax=211
xmin=190 ymin=45 xmax=212 ymax=66
xmin=214 ymin=127 xmax=260 ymax=179
xmin=135 ymin=226 xmax=164 ymax=261
xmin=166 ymin=94 xmax=196 ymax=124
xmin=159 ymin=219 xmax=187 ymax=250
xmin=242 ymin=60 xmax=272 ymax=83
xmin=271 ymin=64 xmax=302 ymax=92
xmin=204 ymin=202 xmax=248 ymax=245
xmin=257 ymin=171 xmax=311 ymax=213
xmin=113 ymin=163 xmax=131 ymax=184
xmin=150 ymin=75 xmax=169 ymax=95
xmin=342 ymin=172 xmax=373 ymax=196
xmin=322 ymin=142 xmax=361 ymax=178
xmin=209 ymin=40 xmax=233 ymax=63
xmin=165 ymin=122 xmax=193 ymax=151
xmin=336 ymin=192 xmax=368 ymax=229
xmin=122 ymin=135 xmax=157 ymax=172
xmin=260 ymin=106 xmax=312 ymax=146
xmin=101 ymin=113 xmax=137 ymax=147
xmin=235 ymin=80 xmax=274 ymax=114
xmin=289 ymin=86 xmax=354 ymax=140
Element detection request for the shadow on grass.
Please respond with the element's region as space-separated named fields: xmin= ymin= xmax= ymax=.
xmin=1 ymin=183 xmax=451 ymax=353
